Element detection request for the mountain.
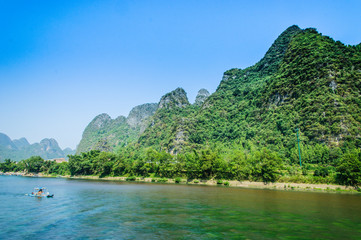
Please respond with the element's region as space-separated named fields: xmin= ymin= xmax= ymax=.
xmin=134 ymin=25 xmax=361 ymax=162
xmin=207 ymin=26 xmax=361 ymax=149
xmin=76 ymin=103 xmax=158 ymax=154
xmin=0 ymin=133 xmax=17 ymax=150
xmin=63 ymin=147 xmax=76 ymax=156
xmin=31 ymin=138 xmax=65 ymax=159
xmin=12 ymin=138 xmax=30 ymax=150
xmin=0 ymin=133 xmax=74 ymax=162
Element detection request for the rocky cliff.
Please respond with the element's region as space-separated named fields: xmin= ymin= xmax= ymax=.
xmin=76 ymin=103 xmax=158 ymax=154
xmin=194 ymin=88 xmax=210 ymax=106
xmin=158 ymin=88 xmax=190 ymax=109
xmin=127 ymin=103 xmax=158 ymax=128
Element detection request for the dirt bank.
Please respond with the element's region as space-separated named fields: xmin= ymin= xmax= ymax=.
xmin=67 ymin=175 xmax=358 ymax=193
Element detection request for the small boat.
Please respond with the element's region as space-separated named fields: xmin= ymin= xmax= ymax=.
xmin=26 ymin=187 xmax=54 ymax=198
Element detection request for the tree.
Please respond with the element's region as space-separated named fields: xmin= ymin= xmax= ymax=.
xmin=336 ymin=150 xmax=361 ymax=188
xmin=250 ymin=148 xmax=283 ymax=183
xmin=48 ymin=162 xmax=69 ymax=175
xmin=0 ymin=159 xmax=15 ymax=172
xmin=68 ymin=154 xmax=83 ymax=176
xmin=23 ymin=156 xmax=44 ymax=173
xmin=94 ymin=152 xmax=116 ymax=177
xmin=185 ymin=151 xmax=200 ymax=179
xmin=68 ymin=150 xmax=101 ymax=176
xmin=228 ymin=149 xmax=250 ymax=180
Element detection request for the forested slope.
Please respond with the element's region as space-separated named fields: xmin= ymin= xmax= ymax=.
xmin=137 ymin=25 xmax=361 ymax=165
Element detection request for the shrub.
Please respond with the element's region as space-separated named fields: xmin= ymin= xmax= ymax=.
xmin=126 ymin=176 xmax=136 ymax=181
xmin=217 ymin=180 xmax=223 ymax=184
xmin=157 ymin=178 xmax=168 ymax=183
xmin=313 ymin=167 xmax=329 ymax=177
xmin=194 ymin=180 xmax=199 ymax=183
xmin=249 ymin=148 xmax=283 ymax=183
xmin=223 ymin=181 xmax=230 ymax=186
xmin=174 ymin=177 xmax=182 ymax=183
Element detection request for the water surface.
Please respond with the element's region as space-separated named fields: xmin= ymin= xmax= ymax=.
xmin=1 ymin=176 xmax=360 ymax=239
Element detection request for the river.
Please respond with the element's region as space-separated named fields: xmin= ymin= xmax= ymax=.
xmin=0 ymin=175 xmax=360 ymax=239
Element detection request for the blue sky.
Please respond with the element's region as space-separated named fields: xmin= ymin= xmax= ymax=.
xmin=0 ymin=0 xmax=360 ymax=149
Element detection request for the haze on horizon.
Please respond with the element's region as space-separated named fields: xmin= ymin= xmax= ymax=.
xmin=1 ymin=0 xmax=360 ymax=150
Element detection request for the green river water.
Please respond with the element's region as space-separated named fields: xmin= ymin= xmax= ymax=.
xmin=0 ymin=175 xmax=360 ymax=239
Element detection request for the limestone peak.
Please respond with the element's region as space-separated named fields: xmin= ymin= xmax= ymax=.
xmin=194 ymin=88 xmax=210 ymax=106
xmin=158 ymin=88 xmax=190 ymax=109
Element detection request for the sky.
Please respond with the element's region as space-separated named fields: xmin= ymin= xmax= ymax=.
xmin=0 ymin=0 xmax=360 ymax=150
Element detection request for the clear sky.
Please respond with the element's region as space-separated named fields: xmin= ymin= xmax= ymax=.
xmin=0 ymin=0 xmax=360 ymax=149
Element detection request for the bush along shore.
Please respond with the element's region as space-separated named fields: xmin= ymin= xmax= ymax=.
xmin=1 ymin=148 xmax=360 ymax=193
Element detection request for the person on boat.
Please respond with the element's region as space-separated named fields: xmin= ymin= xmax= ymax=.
xmin=37 ymin=189 xmax=43 ymax=196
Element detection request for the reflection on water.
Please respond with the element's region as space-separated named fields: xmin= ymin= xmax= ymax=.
xmin=1 ymin=176 xmax=361 ymax=239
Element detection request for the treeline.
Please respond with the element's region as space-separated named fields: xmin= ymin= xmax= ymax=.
xmin=0 ymin=156 xmax=68 ymax=175
xmin=1 ymin=143 xmax=360 ymax=188
xmin=67 ymin=147 xmax=282 ymax=183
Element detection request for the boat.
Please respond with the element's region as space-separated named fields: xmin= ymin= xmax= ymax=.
xmin=26 ymin=187 xmax=54 ymax=198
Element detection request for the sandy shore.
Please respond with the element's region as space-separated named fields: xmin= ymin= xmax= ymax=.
xmin=1 ymin=171 xmax=358 ymax=193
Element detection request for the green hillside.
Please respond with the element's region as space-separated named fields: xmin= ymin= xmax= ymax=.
xmin=138 ymin=26 xmax=361 ymax=159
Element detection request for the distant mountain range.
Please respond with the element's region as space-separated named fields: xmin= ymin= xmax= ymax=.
xmin=0 ymin=133 xmax=75 ymax=162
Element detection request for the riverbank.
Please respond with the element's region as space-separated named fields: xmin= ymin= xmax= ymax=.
xmin=1 ymin=171 xmax=359 ymax=193
xmin=69 ymin=175 xmax=359 ymax=193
